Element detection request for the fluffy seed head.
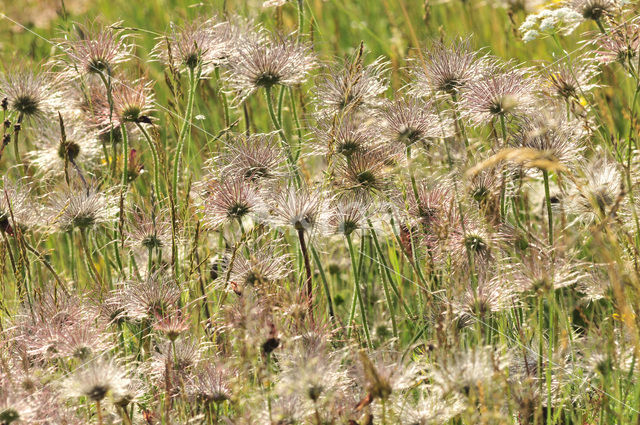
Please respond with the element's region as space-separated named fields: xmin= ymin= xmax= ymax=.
xmin=270 ymin=186 xmax=329 ymax=233
xmin=58 ymin=21 xmax=133 ymax=77
xmin=65 ymin=358 xmax=130 ymax=402
xmin=225 ymin=34 xmax=315 ymax=101
xmin=410 ymin=38 xmax=490 ymax=96
xmin=460 ymin=67 xmax=537 ymax=126
xmin=377 ymin=98 xmax=448 ymax=148
xmin=314 ymin=48 xmax=389 ymax=118
xmin=200 ymin=177 xmax=264 ymax=229
xmin=50 ymin=184 xmax=118 ymax=232
xmin=0 ymin=67 xmax=62 ymax=121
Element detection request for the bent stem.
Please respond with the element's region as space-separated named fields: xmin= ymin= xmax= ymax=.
xmin=346 ymin=233 xmax=373 ymax=349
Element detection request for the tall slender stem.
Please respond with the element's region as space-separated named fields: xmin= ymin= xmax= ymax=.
xmin=451 ymin=92 xmax=469 ymax=149
xmin=406 ymin=145 xmax=420 ymax=204
xmin=23 ymin=240 xmax=68 ymax=295
xmin=346 ymin=233 xmax=373 ymax=349
xmin=542 ymin=170 xmax=553 ymax=245
xmin=297 ymin=228 xmax=314 ymax=319
xmin=265 ymin=86 xmax=300 ymax=185
xmin=214 ymin=67 xmax=230 ymax=127
xmin=97 ymin=72 xmax=117 ymax=178
xmin=96 ymin=400 xmax=104 ymax=425
xmin=13 ymin=113 xmax=24 ymax=173
xmin=311 ymin=245 xmax=335 ymax=320
xmin=80 ymin=228 xmax=104 ymax=290
xmin=297 ymin=0 xmax=304 ymax=36
xmin=135 ymin=123 xmax=162 ymax=198
xmin=171 ymin=67 xmax=198 ymax=280
xmin=173 ymin=67 xmax=198 ymax=203
xmin=120 ymin=122 xmax=129 ymax=187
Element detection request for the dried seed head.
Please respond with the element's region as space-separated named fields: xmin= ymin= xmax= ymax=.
xmin=125 ymin=209 xmax=172 ymax=251
xmin=65 ymin=358 xmax=130 ymax=402
xmin=58 ymin=21 xmax=133 ymax=77
xmin=595 ymin=20 xmax=640 ymax=64
xmin=153 ymin=17 xmax=254 ymax=74
xmin=28 ymin=119 xmax=101 ymax=178
xmin=543 ymin=55 xmax=599 ymax=100
xmin=570 ymin=0 xmax=617 ymax=20
xmin=329 ymin=195 xmax=371 ymax=235
xmin=121 ymin=272 xmax=182 ymax=321
xmin=377 ymin=97 xmax=448 ymax=148
xmin=110 ymin=78 xmax=155 ymax=124
xmin=219 ymin=132 xmax=285 ymax=180
xmin=460 ymin=66 xmax=538 ymax=126
xmin=225 ymin=34 xmax=315 ymax=101
xmin=410 ymin=38 xmax=491 ymax=96
xmin=0 ymin=67 xmax=62 ymax=121
xmin=314 ymin=49 xmax=389 ymax=118
xmin=270 ymin=186 xmax=329 ymax=233
xmin=200 ymin=177 xmax=265 ymax=229
xmin=50 ymin=184 xmax=118 ymax=232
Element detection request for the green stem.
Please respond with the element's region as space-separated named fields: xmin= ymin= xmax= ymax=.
xmin=265 ymin=86 xmax=300 ymax=185
xmin=311 ymin=245 xmax=335 ymax=320
xmin=297 ymin=0 xmax=304 ymax=35
xmin=23 ymin=240 xmax=69 ymax=295
xmin=288 ymin=87 xmax=303 ymax=161
xmin=120 ymin=122 xmax=129 ymax=187
xmin=13 ymin=113 xmax=24 ymax=173
xmin=215 ymin=67 xmax=230 ymax=127
xmin=173 ymin=67 xmax=198 ymax=204
xmin=80 ymin=228 xmax=104 ymax=291
xmin=97 ymin=72 xmax=117 ymax=178
xmin=542 ymin=170 xmax=553 ymax=245
xmin=499 ymin=113 xmax=508 ymax=144
xmin=451 ymin=92 xmax=469 ymax=149
xmin=407 ymin=145 xmax=420 ymax=204
xmin=346 ymin=233 xmax=373 ymax=349
xmin=136 ymin=123 xmax=162 ymax=198
xmin=297 ymin=228 xmax=314 ymax=320
xmin=368 ymin=222 xmax=414 ymax=320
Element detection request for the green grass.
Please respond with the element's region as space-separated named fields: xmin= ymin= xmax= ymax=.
xmin=1 ymin=0 xmax=640 ymax=424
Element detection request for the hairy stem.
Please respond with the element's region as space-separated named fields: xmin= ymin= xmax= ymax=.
xmin=346 ymin=233 xmax=373 ymax=349
xmin=136 ymin=123 xmax=162 ymax=198
xmin=542 ymin=170 xmax=553 ymax=245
